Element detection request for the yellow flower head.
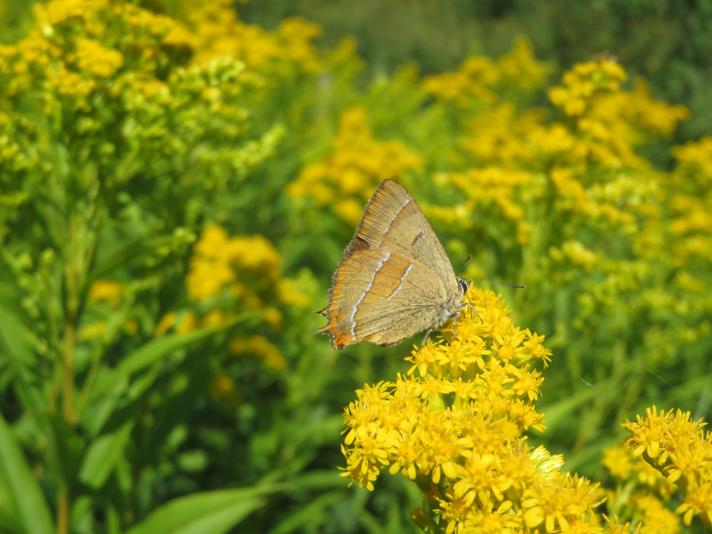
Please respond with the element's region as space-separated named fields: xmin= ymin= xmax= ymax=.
xmin=187 ymin=225 xmax=282 ymax=301
xmin=340 ymin=288 xmax=605 ymax=532
xmin=433 ymin=167 xmax=535 ymax=245
xmin=230 ymin=335 xmax=286 ymax=372
xmin=88 ymin=280 xmax=124 ymax=306
xmin=72 ymin=38 xmax=123 ymax=77
xmin=182 ymin=0 xmax=320 ymax=72
xmin=623 ymin=407 xmax=712 ymax=526
xmin=423 ymin=37 xmax=547 ymax=106
xmin=288 ymin=106 xmax=422 ymax=224
xmin=633 ymin=494 xmax=680 ymax=534
xmin=673 ymin=136 xmax=712 ymax=186
xmin=549 ymin=58 xmax=626 ymax=117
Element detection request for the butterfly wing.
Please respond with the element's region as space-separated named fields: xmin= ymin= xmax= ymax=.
xmin=343 ymin=179 xmax=458 ymax=296
xmin=318 ymin=248 xmax=452 ymax=348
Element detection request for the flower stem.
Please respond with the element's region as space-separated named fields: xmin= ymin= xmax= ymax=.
xmin=57 ymin=484 xmax=69 ymax=534
xmin=63 ymin=320 xmax=75 ymax=424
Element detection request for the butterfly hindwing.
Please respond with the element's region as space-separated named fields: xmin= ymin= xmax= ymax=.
xmin=318 ymin=248 xmax=450 ymax=348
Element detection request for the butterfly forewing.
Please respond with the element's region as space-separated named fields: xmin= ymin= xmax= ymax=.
xmin=346 ymin=180 xmax=457 ymax=288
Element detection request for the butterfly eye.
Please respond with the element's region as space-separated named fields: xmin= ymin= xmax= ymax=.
xmin=457 ymin=279 xmax=470 ymax=295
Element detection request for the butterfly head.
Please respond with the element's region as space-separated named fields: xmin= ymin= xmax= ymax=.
xmin=457 ymin=278 xmax=470 ymax=296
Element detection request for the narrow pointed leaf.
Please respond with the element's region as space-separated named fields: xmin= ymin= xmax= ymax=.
xmin=126 ymin=486 xmax=278 ymax=534
xmin=0 ymin=414 xmax=53 ymax=534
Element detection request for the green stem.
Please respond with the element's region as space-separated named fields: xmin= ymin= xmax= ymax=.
xmin=56 ymin=484 xmax=69 ymax=534
xmin=63 ymin=315 xmax=76 ymax=424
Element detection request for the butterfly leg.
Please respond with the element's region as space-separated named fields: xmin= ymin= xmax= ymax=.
xmin=462 ymin=296 xmax=482 ymax=322
xmin=420 ymin=329 xmax=433 ymax=346
xmin=451 ymin=314 xmax=460 ymax=339
xmin=469 ymin=302 xmax=482 ymax=321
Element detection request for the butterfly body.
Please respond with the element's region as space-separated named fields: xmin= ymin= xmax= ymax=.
xmin=319 ymin=179 xmax=468 ymax=349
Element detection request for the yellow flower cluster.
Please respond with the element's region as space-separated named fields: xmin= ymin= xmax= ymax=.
xmin=186 ymin=224 xmax=281 ymax=308
xmin=673 ymin=136 xmax=712 ymax=184
xmin=603 ymin=446 xmax=677 ymax=499
xmin=623 ymin=407 xmax=712 ymax=527
xmin=548 ymin=58 xmax=626 ymax=117
xmin=460 ymin=104 xmax=550 ymax=165
xmin=155 ymin=225 xmax=284 ymax=335
xmin=432 ymin=167 xmax=535 ymax=245
xmin=423 ymin=37 xmax=548 ymax=105
xmin=0 ymin=0 xmax=187 ymax=111
xmin=632 ymin=135 xmax=712 ymax=347
xmin=613 ymin=81 xmax=689 ymax=138
xmin=669 ymin=193 xmax=712 ymax=264
xmin=422 ymin=58 xmax=689 ymax=258
xmin=549 ymin=168 xmax=638 ymax=230
xmin=579 ymin=88 xmax=687 ymax=170
xmin=288 ymin=107 xmax=423 ymax=224
xmin=497 ymin=38 xmax=550 ymax=92
xmin=81 ymin=280 xmax=136 ymax=340
xmin=341 ymin=288 xmax=619 ymax=532
xmin=549 ymin=240 xmax=599 ymax=272
xmin=34 ymin=0 xmax=107 ymax=26
xmin=155 ymin=225 xmax=310 ymax=387
xmin=666 ymin=137 xmax=712 ymax=267
xmin=88 ymin=280 xmax=124 ymax=306
xmin=180 ymin=0 xmax=320 ymax=72
xmin=545 ymin=60 xmax=687 ymax=170
xmin=230 ymin=335 xmax=286 ymax=372
xmin=341 ymin=288 xmax=712 ymax=532
xmin=72 ymin=37 xmax=123 ymax=77
xmin=630 ymin=494 xmax=680 ymax=534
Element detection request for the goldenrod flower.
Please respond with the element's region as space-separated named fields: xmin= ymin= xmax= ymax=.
xmin=341 ymin=288 xmax=601 ymax=531
xmin=187 ymin=225 xmax=282 ymax=301
xmin=603 ymin=446 xmax=633 ymax=480
xmin=288 ymin=106 xmax=422 ymax=224
xmin=548 ymin=58 xmax=626 ymax=117
xmin=423 ymin=37 xmax=547 ymax=107
xmin=623 ymin=407 xmax=712 ymax=527
xmin=634 ymin=494 xmax=680 ymax=534
xmin=73 ymin=38 xmax=123 ymax=77
xmin=181 ymin=0 xmax=320 ymax=72
xmin=673 ymin=136 xmax=712 ymax=184
xmin=230 ymin=335 xmax=285 ymax=372
xmin=88 ymin=280 xmax=124 ymax=305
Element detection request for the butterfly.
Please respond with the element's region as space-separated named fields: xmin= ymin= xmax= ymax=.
xmin=318 ymin=179 xmax=469 ymax=349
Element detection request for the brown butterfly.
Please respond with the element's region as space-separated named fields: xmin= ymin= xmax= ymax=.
xmin=318 ymin=179 xmax=469 ymax=349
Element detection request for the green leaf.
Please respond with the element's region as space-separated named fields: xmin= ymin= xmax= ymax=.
xmin=116 ymin=316 xmax=252 ymax=377
xmin=126 ymin=485 xmax=279 ymax=534
xmin=79 ymin=420 xmax=133 ymax=489
xmin=286 ymin=470 xmax=345 ymax=492
xmin=0 ymin=414 xmax=54 ymax=534
xmin=91 ymin=233 xmax=179 ymax=282
xmin=0 ymin=304 xmax=58 ymax=472
xmin=0 ymin=303 xmax=35 ymax=366
xmin=541 ymin=384 xmax=602 ymax=429
xmin=47 ymin=414 xmax=85 ymax=485
xmin=84 ymin=316 xmax=257 ymax=436
xmin=270 ymin=492 xmax=342 ymax=534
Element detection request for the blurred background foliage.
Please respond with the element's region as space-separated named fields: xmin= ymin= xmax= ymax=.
xmin=0 ymin=0 xmax=710 ymax=532
xmin=239 ymin=0 xmax=712 ymax=142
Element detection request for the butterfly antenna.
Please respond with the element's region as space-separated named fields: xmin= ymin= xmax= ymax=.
xmin=457 ymin=255 xmax=472 ymax=276
xmin=464 ymin=277 xmax=526 ymax=289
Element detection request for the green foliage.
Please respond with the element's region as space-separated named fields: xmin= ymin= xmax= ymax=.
xmin=0 ymin=1 xmax=710 ymax=533
xmin=242 ymin=0 xmax=712 ymax=141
